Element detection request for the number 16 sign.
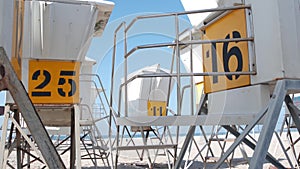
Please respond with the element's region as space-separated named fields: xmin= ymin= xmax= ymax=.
xmin=28 ymin=60 xmax=80 ymax=104
xmin=202 ymin=9 xmax=250 ymax=93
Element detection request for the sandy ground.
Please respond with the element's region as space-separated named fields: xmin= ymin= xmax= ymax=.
xmin=4 ymin=132 xmax=300 ymax=169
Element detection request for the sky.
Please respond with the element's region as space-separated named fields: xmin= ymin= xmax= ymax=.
xmin=87 ymin=0 xmax=194 ymax=111
xmin=88 ymin=0 xmax=191 ymax=70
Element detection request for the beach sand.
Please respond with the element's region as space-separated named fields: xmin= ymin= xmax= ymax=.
xmin=5 ymin=132 xmax=299 ymax=168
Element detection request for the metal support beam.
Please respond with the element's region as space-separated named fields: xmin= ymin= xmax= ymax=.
xmin=0 ymin=47 xmax=66 ymax=169
xmin=213 ymin=103 xmax=269 ymax=168
xmin=174 ymin=125 xmax=196 ymax=169
xmin=249 ymin=80 xmax=286 ymax=169
xmin=213 ymin=80 xmax=286 ymax=169
xmin=14 ymin=110 xmax=21 ymax=169
xmin=71 ymin=108 xmax=75 ymax=169
xmin=0 ymin=106 xmax=10 ymax=168
xmin=285 ymin=95 xmax=300 ymax=134
xmin=74 ymin=105 xmax=82 ymax=168
xmin=174 ymin=94 xmax=207 ymax=169
xmin=223 ymin=126 xmax=285 ymax=168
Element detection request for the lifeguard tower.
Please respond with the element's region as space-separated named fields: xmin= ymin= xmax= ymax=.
xmin=0 ymin=0 xmax=113 ymax=168
xmin=109 ymin=0 xmax=300 ymax=168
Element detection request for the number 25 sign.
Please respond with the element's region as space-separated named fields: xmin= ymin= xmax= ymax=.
xmin=28 ymin=60 xmax=80 ymax=104
xmin=202 ymin=9 xmax=250 ymax=93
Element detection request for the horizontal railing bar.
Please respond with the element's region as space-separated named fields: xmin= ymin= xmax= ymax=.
xmin=119 ymin=71 xmax=256 ymax=90
xmin=125 ymin=37 xmax=254 ymax=58
xmin=135 ymin=71 xmax=256 ymax=78
xmin=125 ymin=5 xmax=251 ymax=32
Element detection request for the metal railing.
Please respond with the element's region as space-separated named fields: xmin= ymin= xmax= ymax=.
xmin=109 ymin=5 xmax=256 ymax=168
xmin=111 ymin=5 xmax=255 ymax=119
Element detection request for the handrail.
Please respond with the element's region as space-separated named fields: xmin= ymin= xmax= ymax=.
xmin=116 ymin=70 xmax=256 ymax=118
xmin=80 ymin=73 xmax=118 ymax=161
xmin=79 ymin=74 xmax=119 ymax=126
xmin=79 ymin=79 xmax=109 ymax=117
xmin=125 ymin=37 xmax=254 ymax=58
xmin=118 ymin=71 xmax=256 ymax=89
xmin=112 ymin=4 xmax=255 ymax=119
xmin=110 ymin=22 xmax=126 ymax=118
xmin=79 ymin=104 xmax=108 ymax=148
xmin=189 ymin=30 xmax=194 ymax=115
xmin=125 ymin=5 xmax=251 ymax=32
xmin=79 ymin=77 xmax=118 ymax=123
xmin=80 ymin=74 xmax=110 ymax=112
xmin=110 ymin=5 xmax=258 ymax=168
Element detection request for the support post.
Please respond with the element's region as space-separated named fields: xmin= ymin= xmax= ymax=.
xmin=285 ymin=95 xmax=300 ymax=134
xmin=174 ymin=126 xmax=195 ymax=169
xmin=223 ymin=126 xmax=285 ymax=168
xmin=14 ymin=110 xmax=21 ymax=169
xmin=249 ymin=80 xmax=286 ymax=169
xmin=0 ymin=105 xmax=10 ymax=168
xmin=214 ymin=104 xmax=268 ymax=169
xmin=174 ymin=94 xmax=207 ymax=168
xmin=71 ymin=108 xmax=75 ymax=169
xmin=74 ymin=105 xmax=82 ymax=168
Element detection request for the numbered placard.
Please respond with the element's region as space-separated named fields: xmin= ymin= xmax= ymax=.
xmin=147 ymin=101 xmax=167 ymax=116
xmin=28 ymin=60 xmax=80 ymax=104
xmin=202 ymin=9 xmax=250 ymax=93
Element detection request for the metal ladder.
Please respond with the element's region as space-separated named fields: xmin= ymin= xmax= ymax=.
xmin=79 ymin=74 xmax=112 ymax=166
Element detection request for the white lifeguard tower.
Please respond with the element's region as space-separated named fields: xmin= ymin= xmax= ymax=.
xmin=109 ymin=0 xmax=300 ymax=168
xmin=0 ymin=0 xmax=113 ymax=168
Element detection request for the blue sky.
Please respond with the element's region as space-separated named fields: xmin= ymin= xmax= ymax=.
xmin=86 ymin=0 xmax=193 ymax=110
xmin=108 ymin=0 xmax=187 ymax=20
xmin=87 ymin=0 xmax=190 ymax=67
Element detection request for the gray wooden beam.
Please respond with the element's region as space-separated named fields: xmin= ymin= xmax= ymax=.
xmin=0 ymin=47 xmax=66 ymax=169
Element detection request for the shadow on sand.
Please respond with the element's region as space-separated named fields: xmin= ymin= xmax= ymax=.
xmin=82 ymin=158 xmax=249 ymax=169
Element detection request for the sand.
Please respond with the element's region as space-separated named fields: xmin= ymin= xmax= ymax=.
xmin=4 ymin=132 xmax=300 ymax=169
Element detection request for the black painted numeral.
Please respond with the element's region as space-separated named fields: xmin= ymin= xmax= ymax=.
xmin=57 ymin=71 xmax=77 ymax=97
xmin=211 ymin=42 xmax=218 ymax=84
xmin=31 ymin=70 xmax=77 ymax=98
xmin=223 ymin=31 xmax=243 ymax=80
xmin=31 ymin=70 xmax=51 ymax=96
xmin=207 ymin=31 xmax=244 ymax=84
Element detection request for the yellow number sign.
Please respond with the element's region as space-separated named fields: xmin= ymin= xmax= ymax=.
xmin=202 ymin=9 xmax=250 ymax=93
xmin=28 ymin=60 xmax=80 ymax=104
xmin=196 ymin=82 xmax=204 ymax=104
xmin=147 ymin=101 xmax=167 ymax=116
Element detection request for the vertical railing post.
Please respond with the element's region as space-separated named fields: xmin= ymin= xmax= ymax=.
xmin=110 ymin=24 xmax=118 ymax=169
xmin=124 ymin=26 xmax=128 ymax=117
xmin=189 ymin=30 xmax=194 ymax=115
xmin=111 ymin=22 xmax=126 ymax=169
xmin=174 ymin=14 xmax=181 ymax=166
xmin=175 ymin=14 xmax=181 ymax=116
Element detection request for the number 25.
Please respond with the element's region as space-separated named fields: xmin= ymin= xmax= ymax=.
xmin=31 ymin=70 xmax=77 ymax=97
